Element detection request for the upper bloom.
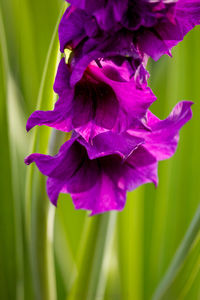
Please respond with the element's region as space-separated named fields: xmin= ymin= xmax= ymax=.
xmin=26 ymin=58 xmax=156 ymax=141
xmin=59 ymin=0 xmax=200 ymax=82
xmin=25 ymin=101 xmax=192 ymax=215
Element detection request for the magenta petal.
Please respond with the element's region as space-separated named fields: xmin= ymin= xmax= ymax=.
xmin=25 ymin=138 xmax=100 ymax=207
xmin=128 ymin=101 xmax=193 ymax=161
xmin=71 ymin=171 xmax=127 ymax=215
xmin=138 ymin=0 xmax=200 ymax=60
xmin=58 ymin=7 xmax=87 ymax=52
xmin=69 ymin=31 xmax=141 ymax=86
xmin=123 ymin=146 xmax=158 ymax=191
xmin=176 ymin=0 xmax=200 ymax=37
xmin=67 ymin=0 xmax=105 ymax=14
xmin=71 ymin=60 xmax=155 ymax=139
xmin=145 ymin=101 xmax=193 ymax=160
xmin=78 ymin=131 xmax=144 ymax=159
xmin=26 ymin=90 xmax=74 ymax=132
xmin=24 ymin=137 xmax=77 ymax=178
xmin=53 ymin=58 xmax=70 ymax=95
xmin=46 ymin=178 xmax=65 ymax=206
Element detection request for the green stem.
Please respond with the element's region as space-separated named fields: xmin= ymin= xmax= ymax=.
xmin=31 ymin=130 xmax=65 ymax=300
xmin=25 ymin=5 xmax=66 ymax=299
xmin=0 ymin=6 xmax=25 ymax=300
xmin=25 ymin=19 xmax=61 ymax=238
xmin=152 ymin=204 xmax=200 ymax=300
xmin=25 ymin=3 xmax=67 ymax=238
xmin=67 ymin=212 xmax=116 ymax=300
xmin=117 ymin=189 xmax=144 ymax=300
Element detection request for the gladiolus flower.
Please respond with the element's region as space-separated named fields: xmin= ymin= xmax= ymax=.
xmin=26 ymin=58 xmax=156 ymax=141
xmin=25 ymin=101 xmax=192 ymax=215
xmin=59 ymin=0 xmax=200 ymax=81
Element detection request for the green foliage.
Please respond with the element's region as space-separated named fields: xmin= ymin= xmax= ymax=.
xmin=0 ymin=1 xmax=200 ymax=299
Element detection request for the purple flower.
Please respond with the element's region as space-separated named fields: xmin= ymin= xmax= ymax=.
xmin=65 ymin=0 xmax=129 ymax=35
xmin=67 ymin=0 xmax=173 ymax=31
xmin=25 ymin=101 xmax=192 ymax=215
xmin=58 ymin=5 xmax=145 ymax=84
xmin=59 ymin=0 xmax=200 ymax=81
xmin=67 ymin=0 xmax=128 ymax=20
xmin=26 ymin=58 xmax=156 ymax=141
xmin=137 ymin=0 xmax=200 ymax=60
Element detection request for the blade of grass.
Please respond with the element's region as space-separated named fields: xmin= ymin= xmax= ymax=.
xmin=25 ymin=5 xmax=65 ymax=236
xmin=53 ymin=192 xmax=87 ymax=298
xmin=0 ymin=0 xmax=63 ymax=112
xmin=25 ymin=5 xmax=66 ymax=300
xmin=6 ymin=75 xmax=28 ymax=300
xmin=152 ymin=204 xmax=200 ymax=300
xmin=178 ymin=234 xmax=200 ymax=299
xmin=0 ymin=6 xmax=28 ymax=300
xmin=117 ymin=188 xmax=144 ymax=300
xmin=185 ymin=266 xmax=200 ymax=299
xmin=54 ymin=212 xmax=77 ymax=295
xmin=151 ymin=232 xmax=200 ymax=299
xmin=67 ymin=212 xmax=117 ymax=300
xmin=144 ymin=28 xmax=200 ymax=299
xmin=0 ymin=10 xmax=16 ymax=300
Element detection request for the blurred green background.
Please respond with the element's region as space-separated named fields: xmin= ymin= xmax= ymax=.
xmin=0 ymin=0 xmax=200 ymax=299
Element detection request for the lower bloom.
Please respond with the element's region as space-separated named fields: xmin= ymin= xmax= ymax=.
xmin=25 ymin=101 xmax=192 ymax=215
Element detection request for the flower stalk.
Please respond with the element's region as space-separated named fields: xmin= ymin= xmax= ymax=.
xmin=153 ymin=204 xmax=200 ymax=300
xmin=67 ymin=212 xmax=116 ymax=300
xmin=25 ymin=6 xmax=65 ymax=299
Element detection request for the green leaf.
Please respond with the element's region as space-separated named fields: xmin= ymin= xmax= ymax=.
xmin=153 ymin=205 xmax=200 ymax=300
xmin=67 ymin=212 xmax=117 ymax=300
xmin=117 ymin=188 xmax=144 ymax=300
xmin=0 ymin=9 xmax=16 ymax=300
xmin=25 ymin=6 xmax=66 ymax=300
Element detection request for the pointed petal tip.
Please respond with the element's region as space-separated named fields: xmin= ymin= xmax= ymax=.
xmin=154 ymin=177 xmax=159 ymax=188
xmin=24 ymin=155 xmax=32 ymax=165
xmin=26 ymin=122 xmax=32 ymax=132
xmin=50 ymin=198 xmax=58 ymax=207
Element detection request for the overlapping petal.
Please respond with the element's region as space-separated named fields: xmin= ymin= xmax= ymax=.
xmin=128 ymin=101 xmax=193 ymax=160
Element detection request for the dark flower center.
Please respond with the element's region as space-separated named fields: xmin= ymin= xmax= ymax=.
xmin=72 ymin=67 xmax=119 ymax=128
